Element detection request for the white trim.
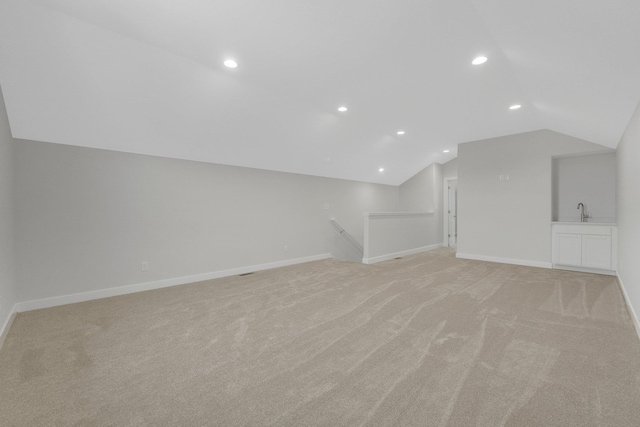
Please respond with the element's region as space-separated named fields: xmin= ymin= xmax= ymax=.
xmin=616 ymin=273 xmax=640 ymax=343
xmin=16 ymin=253 xmax=332 ymax=313
xmin=552 ymin=264 xmax=616 ymax=276
xmin=363 ymin=211 xmax=434 ymax=218
xmin=0 ymin=303 xmax=19 ymax=350
xmin=551 ymin=221 xmax=618 ymax=226
xmin=456 ymin=252 xmax=552 ymax=269
xmin=362 ymin=244 xmax=442 ymax=264
xmin=363 ymin=215 xmax=370 ymax=261
xmin=443 ymin=177 xmax=457 ymax=247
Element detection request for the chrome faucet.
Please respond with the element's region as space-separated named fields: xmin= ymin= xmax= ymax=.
xmin=577 ymin=203 xmax=588 ymax=222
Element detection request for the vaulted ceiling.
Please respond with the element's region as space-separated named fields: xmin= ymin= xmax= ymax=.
xmin=1 ymin=0 xmax=639 ymax=185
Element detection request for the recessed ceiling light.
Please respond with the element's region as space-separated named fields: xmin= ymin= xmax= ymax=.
xmin=224 ymin=59 xmax=238 ymax=68
xmin=443 ymin=150 xmax=450 ymax=153
xmin=396 ymin=131 xmax=405 ymax=135
xmin=472 ymin=56 xmax=488 ymax=65
xmin=509 ymin=104 xmax=522 ymax=110
xmin=338 ymin=106 xmax=348 ymax=112
xmin=379 ymin=168 xmax=384 ymax=172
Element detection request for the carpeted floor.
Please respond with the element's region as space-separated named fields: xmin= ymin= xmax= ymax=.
xmin=1 ymin=248 xmax=640 ymax=426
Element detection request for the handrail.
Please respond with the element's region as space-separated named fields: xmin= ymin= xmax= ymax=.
xmin=329 ymin=218 xmax=364 ymax=254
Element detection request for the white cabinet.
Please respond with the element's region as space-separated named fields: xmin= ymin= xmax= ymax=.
xmin=582 ymin=234 xmax=612 ymax=269
xmin=555 ymin=233 xmax=582 ymax=265
xmin=551 ymin=223 xmax=617 ymax=275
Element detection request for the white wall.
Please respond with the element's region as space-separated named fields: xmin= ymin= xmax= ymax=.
xmin=617 ymin=101 xmax=640 ymax=329
xmin=398 ymin=162 xmax=443 ymax=247
xmin=363 ymin=213 xmax=438 ymax=263
xmin=354 ymin=162 xmax=449 ymax=263
xmin=457 ymin=130 xmax=611 ymax=266
xmin=552 ymin=153 xmax=616 ymax=223
xmin=399 ymin=163 xmax=441 ymax=211
xmin=443 ymin=158 xmax=457 ymax=181
xmin=442 ymin=158 xmax=458 ymax=246
xmin=13 ymin=140 xmax=399 ymax=303
xmin=0 ymin=86 xmax=17 ymax=340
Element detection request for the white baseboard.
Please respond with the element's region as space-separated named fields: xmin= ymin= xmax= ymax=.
xmin=16 ymin=253 xmax=332 ymax=313
xmin=552 ymin=264 xmax=616 ymax=276
xmin=0 ymin=303 xmax=19 ymax=350
xmin=456 ymin=252 xmax=552 ymax=269
xmin=616 ymin=273 xmax=640 ymax=343
xmin=362 ymin=244 xmax=442 ymax=265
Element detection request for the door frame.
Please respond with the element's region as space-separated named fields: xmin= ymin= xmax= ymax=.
xmin=443 ymin=177 xmax=458 ymax=247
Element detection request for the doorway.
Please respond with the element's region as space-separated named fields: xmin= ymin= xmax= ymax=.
xmin=443 ymin=178 xmax=458 ymax=248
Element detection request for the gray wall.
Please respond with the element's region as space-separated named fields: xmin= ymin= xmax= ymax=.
xmin=398 ymin=163 xmax=443 ymax=247
xmin=14 ymin=140 xmax=399 ymax=302
xmin=0 ymin=86 xmax=17 ymax=335
xmin=552 ymin=153 xmax=616 ymax=223
xmin=457 ymin=130 xmax=611 ymax=265
xmin=617 ymin=101 xmax=640 ymax=325
xmin=443 ymin=158 xmax=458 ymax=180
xmin=364 ymin=214 xmax=436 ymax=263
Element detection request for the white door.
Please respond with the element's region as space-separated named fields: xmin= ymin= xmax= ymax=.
xmin=448 ymin=180 xmax=458 ymax=247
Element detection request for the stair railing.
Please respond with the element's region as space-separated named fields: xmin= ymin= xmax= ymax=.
xmin=329 ymin=218 xmax=364 ymax=255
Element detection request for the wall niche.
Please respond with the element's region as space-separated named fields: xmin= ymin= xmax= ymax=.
xmin=552 ymin=152 xmax=616 ymax=223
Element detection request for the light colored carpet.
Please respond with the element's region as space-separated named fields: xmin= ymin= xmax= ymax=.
xmin=1 ymin=248 xmax=640 ymax=426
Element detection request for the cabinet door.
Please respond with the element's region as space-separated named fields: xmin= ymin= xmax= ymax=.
xmin=555 ymin=234 xmax=582 ymax=266
xmin=582 ymin=235 xmax=611 ymax=269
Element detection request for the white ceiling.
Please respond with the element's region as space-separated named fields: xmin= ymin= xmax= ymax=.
xmin=1 ymin=0 xmax=639 ymax=185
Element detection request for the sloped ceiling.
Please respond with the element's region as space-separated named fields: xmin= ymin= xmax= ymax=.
xmin=1 ymin=0 xmax=639 ymax=185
